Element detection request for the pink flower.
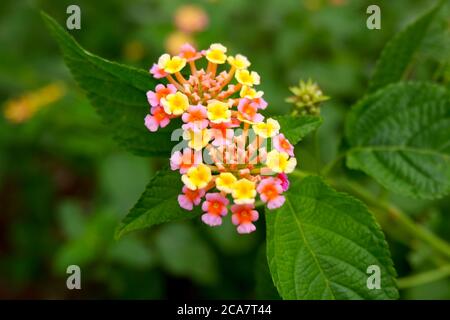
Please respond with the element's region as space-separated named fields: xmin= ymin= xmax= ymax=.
xmin=252 ymin=97 xmax=268 ymax=110
xmin=257 ymin=177 xmax=285 ymax=209
xmin=150 ymin=63 xmax=168 ymax=79
xmin=182 ymin=104 xmax=209 ymax=130
xmin=170 ymin=148 xmax=202 ymax=174
xmin=178 ymin=186 xmax=205 ymax=210
xmin=231 ymin=204 xmax=259 ymax=234
xmin=201 ymin=193 xmax=229 ymax=226
xmin=179 ymin=43 xmax=202 ymax=62
xmin=210 ymin=121 xmax=238 ymax=146
xmin=145 ymin=106 xmax=171 ymax=132
xmin=237 ymin=98 xmax=264 ymax=123
xmin=273 ymin=133 xmax=294 ymax=157
xmin=147 ymin=84 xmax=177 ymax=107
xmin=277 ymin=173 xmax=290 ymax=191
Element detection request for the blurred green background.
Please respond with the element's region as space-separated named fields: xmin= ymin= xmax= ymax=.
xmin=0 ymin=0 xmax=449 ymax=299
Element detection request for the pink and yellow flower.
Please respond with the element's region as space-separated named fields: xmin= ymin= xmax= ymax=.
xmin=157 ymin=53 xmax=187 ymax=74
xmin=257 ymin=177 xmax=285 ymax=209
xmin=237 ymin=98 xmax=264 ymax=123
xmin=273 ymin=133 xmax=294 ymax=156
xmin=145 ymin=106 xmax=171 ymax=132
xmin=150 ymin=64 xmax=168 ymax=79
xmin=178 ymin=186 xmax=205 ymax=211
xmin=179 ymin=43 xmax=203 ymax=62
xmin=147 ymin=84 xmax=177 ymax=107
xmin=231 ymin=204 xmax=259 ymax=234
xmin=170 ymin=148 xmax=202 ymax=174
xmin=277 ymin=173 xmax=290 ymax=191
xmin=182 ymin=104 xmax=208 ymax=130
xmin=144 ymin=43 xmax=303 ymax=233
xmin=201 ymin=193 xmax=229 ymax=226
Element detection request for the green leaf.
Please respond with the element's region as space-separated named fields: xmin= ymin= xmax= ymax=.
xmin=115 ymin=169 xmax=200 ymax=239
xmin=41 ymin=12 xmax=177 ymax=156
xmin=346 ymin=82 xmax=450 ymax=199
xmin=275 ymin=115 xmax=322 ymax=144
xmin=368 ymin=2 xmax=443 ymax=93
xmin=266 ymin=175 xmax=398 ymax=300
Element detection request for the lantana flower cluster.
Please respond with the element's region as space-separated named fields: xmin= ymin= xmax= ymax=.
xmin=145 ymin=43 xmax=297 ymax=234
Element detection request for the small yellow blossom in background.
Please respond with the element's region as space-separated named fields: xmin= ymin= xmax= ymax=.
xmin=123 ymin=40 xmax=145 ymax=62
xmin=174 ymin=4 xmax=209 ymax=33
xmin=304 ymin=0 xmax=323 ymax=11
xmin=266 ymin=150 xmax=297 ymax=174
xmin=253 ymin=118 xmax=280 ymax=139
xmin=165 ymin=31 xmax=195 ymax=55
xmin=285 ymin=79 xmax=329 ymax=116
xmin=329 ymin=0 xmax=347 ymax=6
xmin=215 ymin=172 xmax=237 ymax=193
xmin=182 ymin=163 xmax=212 ymax=190
xmin=3 ymin=83 xmax=65 ymax=124
xmin=232 ymin=178 xmax=256 ymax=204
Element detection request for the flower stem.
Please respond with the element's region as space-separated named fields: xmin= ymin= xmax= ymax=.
xmin=397 ymin=265 xmax=450 ymax=289
xmin=320 ymin=152 xmax=346 ymax=177
xmin=340 ymin=179 xmax=450 ymax=259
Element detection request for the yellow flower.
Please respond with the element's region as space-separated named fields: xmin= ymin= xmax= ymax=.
xmin=183 ymin=128 xmax=211 ymax=150
xmin=253 ymin=118 xmax=280 ymax=138
xmin=266 ymin=150 xmax=297 ymax=174
xmin=157 ymin=53 xmax=186 ymax=73
xmin=235 ymin=69 xmax=260 ymax=86
xmin=207 ymin=100 xmax=231 ymax=123
xmin=205 ymin=43 xmax=227 ymax=64
xmin=240 ymin=85 xmax=263 ymax=99
xmin=227 ymin=54 xmax=250 ymax=69
xmin=216 ymin=172 xmax=237 ymax=193
xmin=182 ymin=164 xmax=212 ymax=190
xmin=161 ymin=92 xmax=189 ymax=115
xmin=232 ymin=178 xmax=256 ymax=204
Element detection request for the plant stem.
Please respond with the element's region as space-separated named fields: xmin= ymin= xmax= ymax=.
xmin=397 ymin=265 xmax=450 ymax=289
xmin=320 ymin=152 xmax=346 ymax=177
xmin=340 ymin=179 xmax=450 ymax=259
xmin=313 ymin=131 xmax=321 ymax=173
